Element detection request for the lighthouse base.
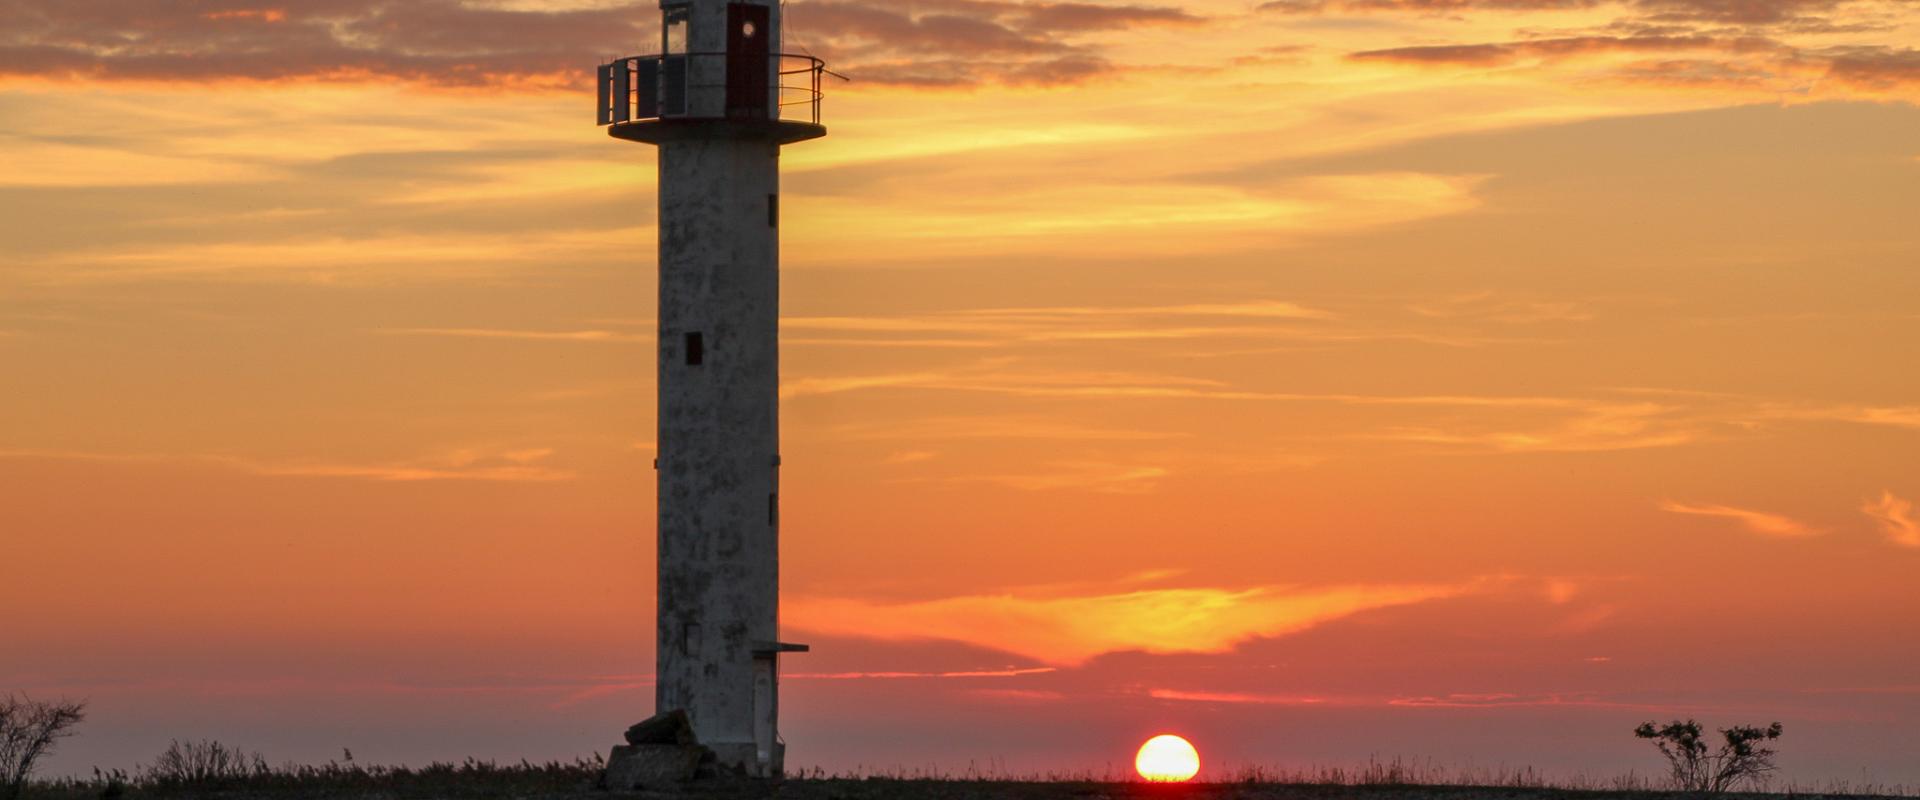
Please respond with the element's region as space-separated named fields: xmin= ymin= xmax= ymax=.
xmin=604 ymin=744 xmax=706 ymax=789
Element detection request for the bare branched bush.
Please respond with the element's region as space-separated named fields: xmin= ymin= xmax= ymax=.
xmin=142 ymin=739 xmax=267 ymax=787
xmin=0 ymin=694 xmax=87 ymax=800
xmin=1635 ymin=719 xmax=1784 ymax=793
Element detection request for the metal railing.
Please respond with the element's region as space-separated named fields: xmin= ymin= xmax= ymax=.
xmin=597 ymin=52 xmax=839 ymax=127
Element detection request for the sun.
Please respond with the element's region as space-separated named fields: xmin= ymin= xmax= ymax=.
xmin=1134 ymin=734 xmax=1201 ymax=783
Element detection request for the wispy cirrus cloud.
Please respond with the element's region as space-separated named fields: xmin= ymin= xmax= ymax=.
xmin=1386 ymin=692 xmax=1667 ymax=709
xmin=1150 ymin=687 xmax=1717 ymax=712
xmin=1660 ymin=500 xmax=1822 ymax=538
xmin=785 ymin=666 xmax=1058 ymax=680
xmin=1350 ymin=34 xmax=1785 ymax=67
xmin=1862 ymin=491 xmax=1919 ymax=548
xmin=939 ymin=460 xmax=1171 ymax=493
xmin=1148 ymin=688 xmax=1332 ymax=705
xmin=781 ymin=360 xmax=1576 ymax=405
xmin=378 ymin=328 xmax=647 ymax=343
xmin=833 ymin=414 xmax=1191 ymax=442
xmin=788 ymin=579 xmax=1498 ymax=666
xmin=783 ymin=300 xmax=1366 ymax=350
xmin=0 ymin=446 xmax=574 ymax=483
xmin=1373 ymin=402 xmax=1704 ymax=453
xmin=1406 ymin=293 xmax=1595 ymax=324
xmin=1768 ymin=404 xmax=1920 ymax=430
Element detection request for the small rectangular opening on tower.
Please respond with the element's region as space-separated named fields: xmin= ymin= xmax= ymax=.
xmin=768 ymin=492 xmax=778 ymax=526
xmin=685 ymin=332 xmax=704 ymax=366
xmin=767 ymin=194 xmax=778 ymax=228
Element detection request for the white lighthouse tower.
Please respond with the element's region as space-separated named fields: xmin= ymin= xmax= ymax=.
xmin=596 ymin=0 xmax=826 ymax=778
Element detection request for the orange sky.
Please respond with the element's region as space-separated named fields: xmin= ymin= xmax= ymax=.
xmin=3 ymin=0 xmax=1919 ymax=784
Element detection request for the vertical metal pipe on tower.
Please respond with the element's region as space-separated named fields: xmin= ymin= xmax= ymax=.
xmin=596 ymin=0 xmax=828 ymax=778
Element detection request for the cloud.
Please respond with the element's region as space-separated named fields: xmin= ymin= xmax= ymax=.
xmin=1349 ymin=35 xmax=1784 ymax=67
xmin=940 ymin=460 xmax=1171 ymax=493
xmin=1387 ymin=692 xmax=1635 ymax=708
xmin=1143 ymin=687 xmax=1691 ymax=711
xmin=787 ymin=0 xmax=1205 ymax=87
xmin=782 ymin=359 xmax=1579 ymax=405
xmin=1762 ymin=405 xmax=1920 ymax=430
xmin=1303 ymin=0 xmax=1920 ymax=99
xmin=782 ymin=300 xmax=1353 ymax=350
xmin=0 ymin=446 xmax=575 ymax=483
xmin=784 ymin=666 xmax=1058 ymax=680
xmin=0 ymin=0 xmax=653 ymax=88
xmin=1148 ymin=689 xmax=1332 ymax=705
xmin=1660 ymin=500 xmax=1821 ymax=538
xmin=0 ymin=0 xmax=1200 ymax=89
xmin=1263 ymin=0 xmax=1879 ymax=23
xmin=1633 ymin=0 xmax=1861 ymax=24
xmin=1406 ymin=293 xmax=1594 ymax=324
xmin=378 ymin=328 xmax=647 ymax=343
xmin=1259 ymin=0 xmax=1602 ymax=12
xmin=1824 ymin=47 xmax=1920 ymax=89
xmin=787 ymin=580 xmax=1487 ymax=665
xmin=833 ymin=414 xmax=1192 ymax=442
xmin=251 ymin=463 xmax=572 ymax=483
xmin=1862 ymin=491 xmax=1920 ymax=547
xmin=1373 ymin=402 xmax=1703 ymax=453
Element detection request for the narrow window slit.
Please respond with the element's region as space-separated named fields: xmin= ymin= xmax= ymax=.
xmin=767 ymin=194 xmax=779 ymax=228
xmin=685 ymin=332 xmax=704 ymax=366
xmin=768 ymin=492 xmax=778 ymax=526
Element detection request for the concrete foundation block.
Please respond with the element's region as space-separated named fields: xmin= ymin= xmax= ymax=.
xmin=604 ymin=744 xmax=709 ymax=789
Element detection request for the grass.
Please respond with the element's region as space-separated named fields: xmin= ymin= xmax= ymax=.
xmin=19 ymin=755 xmax=1915 ymax=800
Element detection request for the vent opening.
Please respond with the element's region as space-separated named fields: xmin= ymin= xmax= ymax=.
xmin=686 ymin=332 xmax=704 ymax=366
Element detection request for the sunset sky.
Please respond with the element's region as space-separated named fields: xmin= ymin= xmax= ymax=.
xmin=4 ymin=0 xmax=1920 ymax=785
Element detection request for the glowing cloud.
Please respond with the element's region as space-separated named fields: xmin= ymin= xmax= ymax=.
xmin=1863 ymin=491 xmax=1920 ymax=548
xmin=1660 ymin=500 xmax=1821 ymax=539
xmin=788 ymin=581 xmax=1483 ymax=666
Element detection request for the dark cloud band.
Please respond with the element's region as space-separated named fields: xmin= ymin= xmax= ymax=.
xmin=0 ymin=0 xmax=1201 ymax=89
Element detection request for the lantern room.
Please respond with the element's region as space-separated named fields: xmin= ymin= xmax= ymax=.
xmin=596 ymin=0 xmax=832 ymax=145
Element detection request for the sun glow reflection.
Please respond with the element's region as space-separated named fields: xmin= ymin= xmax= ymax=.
xmin=1134 ymin=734 xmax=1201 ymax=783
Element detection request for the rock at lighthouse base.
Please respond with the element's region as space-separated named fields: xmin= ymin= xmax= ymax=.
xmin=624 ymin=709 xmax=698 ymax=746
xmin=604 ymin=710 xmax=709 ymax=789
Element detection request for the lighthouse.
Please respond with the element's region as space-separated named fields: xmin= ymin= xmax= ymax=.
xmin=596 ymin=0 xmax=826 ymax=778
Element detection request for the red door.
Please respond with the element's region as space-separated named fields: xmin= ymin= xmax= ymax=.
xmin=726 ymin=3 xmax=771 ymax=119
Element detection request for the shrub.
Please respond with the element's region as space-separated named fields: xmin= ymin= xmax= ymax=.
xmin=142 ymin=740 xmax=267 ymax=788
xmin=0 ymin=694 xmax=87 ymax=800
xmin=1634 ymin=719 xmax=1784 ymax=793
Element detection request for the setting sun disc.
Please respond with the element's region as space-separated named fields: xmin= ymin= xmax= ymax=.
xmin=1135 ymin=734 xmax=1200 ymax=783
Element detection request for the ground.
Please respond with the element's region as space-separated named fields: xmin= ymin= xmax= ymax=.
xmin=25 ymin=780 xmax=1910 ymax=800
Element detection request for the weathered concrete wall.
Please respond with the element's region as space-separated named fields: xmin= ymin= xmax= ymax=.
xmin=654 ymin=131 xmax=785 ymax=774
xmin=647 ymin=0 xmax=795 ymax=777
